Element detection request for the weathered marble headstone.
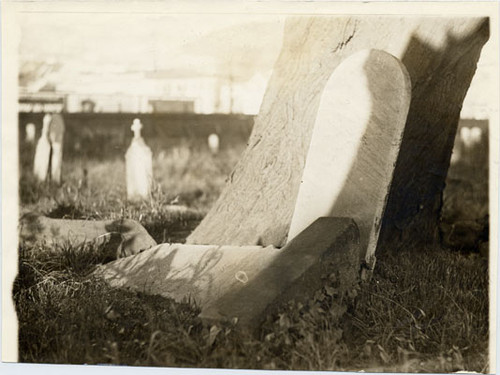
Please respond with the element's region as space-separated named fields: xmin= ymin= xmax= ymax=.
xmin=33 ymin=114 xmax=52 ymax=182
xmin=287 ymin=49 xmax=411 ymax=264
xmin=95 ymin=217 xmax=360 ymax=326
xmin=95 ymin=17 xmax=488 ymax=328
xmin=208 ymin=133 xmax=220 ymax=155
xmin=48 ymin=113 xmax=65 ymax=184
xmin=126 ymin=119 xmax=153 ymax=200
xmin=25 ymin=123 xmax=36 ymax=143
xmin=187 ymin=17 xmax=489 ymax=256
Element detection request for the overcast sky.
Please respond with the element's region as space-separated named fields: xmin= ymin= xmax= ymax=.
xmin=19 ymin=12 xmax=286 ymax=79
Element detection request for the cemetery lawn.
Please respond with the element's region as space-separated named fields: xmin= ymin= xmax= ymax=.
xmin=15 ymin=145 xmax=489 ymax=372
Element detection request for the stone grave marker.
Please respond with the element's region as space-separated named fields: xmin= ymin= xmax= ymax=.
xmin=95 ymin=49 xmax=410 ymax=326
xmin=95 ymin=217 xmax=360 ymax=327
xmin=187 ymin=16 xmax=489 ymax=255
xmin=48 ymin=113 xmax=65 ymax=184
xmin=72 ymin=16 xmax=487 ymax=328
xmin=208 ymin=133 xmax=220 ymax=154
xmin=25 ymin=123 xmax=36 ymax=143
xmin=33 ymin=114 xmax=52 ymax=182
xmin=287 ymin=49 xmax=411 ymax=265
xmin=470 ymin=127 xmax=482 ymax=144
xmin=126 ymin=118 xmax=153 ymax=200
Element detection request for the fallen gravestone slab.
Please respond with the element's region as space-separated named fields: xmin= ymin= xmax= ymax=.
xmin=19 ymin=213 xmax=157 ymax=260
xmin=95 ymin=217 xmax=360 ymax=327
xmin=288 ymin=49 xmax=411 ymax=266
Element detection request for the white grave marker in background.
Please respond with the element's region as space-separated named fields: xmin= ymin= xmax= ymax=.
xmin=49 ymin=113 xmax=65 ymax=184
xmin=25 ymin=123 xmax=36 ymax=143
xmin=208 ymin=133 xmax=220 ymax=155
xmin=287 ymin=49 xmax=411 ymax=264
xmin=460 ymin=127 xmax=483 ymax=149
xmin=460 ymin=127 xmax=473 ymax=149
xmin=470 ymin=127 xmax=482 ymax=145
xmin=33 ymin=115 xmax=52 ymax=182
xmin=126 ymin=118 xmax=153 ymax=200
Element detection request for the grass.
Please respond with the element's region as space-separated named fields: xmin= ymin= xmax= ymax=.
xmin=13 ymin=139 xmax=489 ymax=371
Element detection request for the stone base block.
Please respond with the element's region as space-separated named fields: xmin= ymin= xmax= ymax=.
xmin=95 ymin=217 xmax=360 ymax=326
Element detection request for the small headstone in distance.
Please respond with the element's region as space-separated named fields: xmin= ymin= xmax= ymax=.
xmin=126 ymin=118 xmax=153 ymax=200
xmin=33 ymin=114 xmax=52 ymax=182
xmin=208 ymin=133 xmax=220 ymax=155
xmin=460 ymin=127 xmax=472 ymax=149
xmin=48 ymin=113 xmax=65 ymax=184
xmin=470 ymin=127 xmax=482 ymax=144
xmin=461 ymin=126 xmax=482 ymax=149
xmin=25 ymin=123 xmax=36 ymax=143
xmin=287 ymin=49 xmax=411 ymax=265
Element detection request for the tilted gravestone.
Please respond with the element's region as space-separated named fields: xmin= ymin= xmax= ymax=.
xmin=27 ymin=17 xmax=488 ymax=328
xmin=49 ymin=113 xmax=65 ymax=184
xmin=288 ymin=49 xmax=411 ymax=265
xmin=95 ymin=48 xmax=411 ymax=326
xmin=33 ymin=114 xmax=52 ymax=182
xmin=96 ymin=16 xmax=489 ymax=325
xmin=126 ymin=118 xmax=153 ymax=201
xmin=187 ymin=17 xmax=489 ymax=264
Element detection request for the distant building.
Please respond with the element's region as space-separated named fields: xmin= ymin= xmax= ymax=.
xmin=18 ymin=89 xmax=65 ymax=113
xmin=149 ymin=99 xmax=195 ymax=113
xmin=18 ymin=66 xmax=271 ymax=115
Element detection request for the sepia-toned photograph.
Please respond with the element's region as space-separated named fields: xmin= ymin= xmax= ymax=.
xmin=2 ymin=1 xmax=499 ymax=374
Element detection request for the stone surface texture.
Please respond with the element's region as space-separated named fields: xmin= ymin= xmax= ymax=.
xmin=187 ymin=17 xmax=489 ymax=256
xmin=96 ymin=217 xmax=359 ymax=326
xmin=287 ymin=49 xmax=411 ymax=264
